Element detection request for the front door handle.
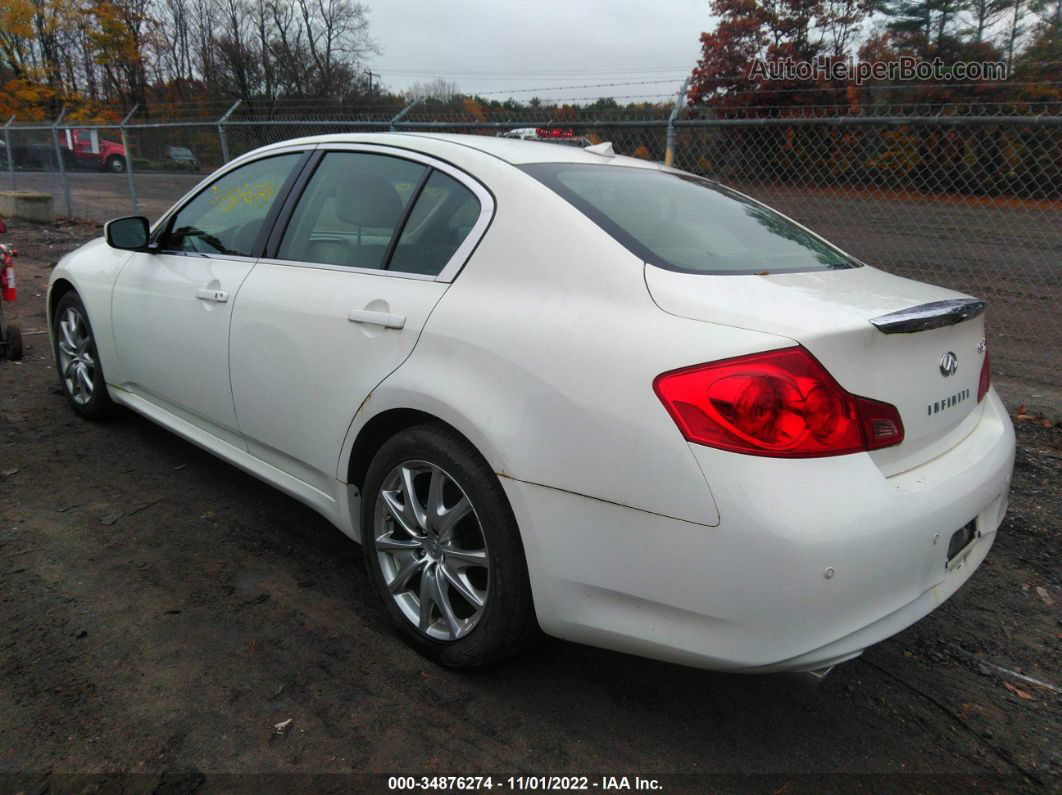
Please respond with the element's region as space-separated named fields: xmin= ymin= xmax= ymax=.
xmin=348 ymin=309 xmax=405 ymax=329
xmin=196 ymin=288 xmax=229 ymax=303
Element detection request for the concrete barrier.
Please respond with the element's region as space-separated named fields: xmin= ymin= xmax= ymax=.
xmin=0 ymin=191 xmax=55 ymax=223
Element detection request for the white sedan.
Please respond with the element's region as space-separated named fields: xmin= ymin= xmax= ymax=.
xmin=48 ymin=133 xmax=1015 ymax=673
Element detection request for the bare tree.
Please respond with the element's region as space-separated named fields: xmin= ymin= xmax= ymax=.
xmin=293 ymin=0 xmax=376 ymax=95
xmin=964 ymin=0 xmax=1011 ymax=40
xmin=1004 ymin=0 xmax=1026 ymax=66
xmin=406 ymin=78 xmax=460 ymax=102
xmin=822 ymin=0 xmax=875 ymax=56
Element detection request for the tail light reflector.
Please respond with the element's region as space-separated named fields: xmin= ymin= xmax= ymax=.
xmin=977 ymin=349 xmax=991 ymax=402
xmin=654 ymin=347 xmax=904 ymax=457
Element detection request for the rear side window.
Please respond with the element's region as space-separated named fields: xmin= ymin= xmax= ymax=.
xmin=521 ymin=163 xmax=860 ymax=275
xmin=389 ymin=171 xmax=481 ymax=276
xmin=160 ymin=153 xmax=301 ymax=256
xmin=277 ymin=152 xmax=482 ymax=277
xmin=278 ymin=152 xmax=426 ymax=270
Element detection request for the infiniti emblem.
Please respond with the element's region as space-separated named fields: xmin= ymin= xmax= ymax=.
xmin=939 ymin=351 xmax=959 ymax=377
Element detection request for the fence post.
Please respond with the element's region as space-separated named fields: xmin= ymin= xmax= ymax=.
xmin=50 ymin=106 xmax=74 ymax=219
xmin=3 ymin=115 xmax=14 ymax=191
xmin=217 ymin=100 xmax=242 ymax=164
xmin=664 ymin=78 xmax=690 ymax=168
xmin=120 ymin=104 xmax=139 ymax=214
xmin=390 ymin=98 xmax=421 ymax=131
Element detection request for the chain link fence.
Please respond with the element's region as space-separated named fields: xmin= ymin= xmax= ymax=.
xmin=2 ymin=103 xmax=1059 ymax=388
xmin=672 ymin=113 xmax=1062 ymax=390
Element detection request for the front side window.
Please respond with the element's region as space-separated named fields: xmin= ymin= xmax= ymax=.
xmin=521 ymin=163 xmax=860 ymax=275
xmin=160 ymin=153 xmax=301 ymax=257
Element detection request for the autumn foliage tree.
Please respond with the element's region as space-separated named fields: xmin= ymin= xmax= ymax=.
xmin=689 ymin=0 xmax=875 ymax=114
xmin=689 ymin=0 xmax=1060 ymax=112
xmin=0 ymin=0 xmax=379 ymax=118
xmin=687 ymin=0 xmax=1060 ymax=199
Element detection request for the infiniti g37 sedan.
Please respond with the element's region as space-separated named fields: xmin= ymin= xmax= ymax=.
xmin=48 ymin=133 xmax=1015 ymax=673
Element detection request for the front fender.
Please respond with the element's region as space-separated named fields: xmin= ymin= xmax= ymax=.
xmin=49 ymin=237 xmax=130 ymax=385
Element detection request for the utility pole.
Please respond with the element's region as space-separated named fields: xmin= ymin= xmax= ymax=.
xmin=366 ymin=70 xmax=379 ymax=97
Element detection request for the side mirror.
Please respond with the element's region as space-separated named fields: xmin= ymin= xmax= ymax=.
xmin=104 ymin=216 xmax=151 ymax=251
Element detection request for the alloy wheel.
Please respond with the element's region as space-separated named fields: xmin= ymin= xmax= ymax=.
xmin=56 ymin=306 xmax=96 ymax=405
xmin=373 ymin=460 xmax=490 ymax=641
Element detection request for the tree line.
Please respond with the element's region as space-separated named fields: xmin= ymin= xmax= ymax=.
xmin=685 ymin=0 xmax=1062 ymax=201
xmin=690 ymin=0 xmax=1062 ymax=110
xmin=0 ymin=0 xmax=379 ymax=120
xmin=2 ymin=0 xmax=1061 ymax=124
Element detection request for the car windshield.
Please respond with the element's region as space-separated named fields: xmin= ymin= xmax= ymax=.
xmin=521 ymin=163 xmax=861 ymax=275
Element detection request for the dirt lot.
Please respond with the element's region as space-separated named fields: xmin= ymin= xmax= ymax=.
xmin=0 ymin=219 xmax=1059 ymax=792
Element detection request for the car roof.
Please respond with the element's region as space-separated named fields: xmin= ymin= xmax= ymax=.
xmin=254 ymin=132 xmax=664 ymax=170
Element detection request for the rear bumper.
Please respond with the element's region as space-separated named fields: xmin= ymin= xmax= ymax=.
xmin=505 ymin=388 xmax=1014 ymax=672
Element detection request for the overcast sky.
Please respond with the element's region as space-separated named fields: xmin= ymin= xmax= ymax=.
xmin=367 ymin=1 xmax=710 ymax=104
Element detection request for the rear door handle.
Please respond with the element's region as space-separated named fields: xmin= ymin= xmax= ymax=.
xmin=196 ymin=288 xmax=229 ymax=303
xmin=348 ymin=309 xmax=405 ymax=329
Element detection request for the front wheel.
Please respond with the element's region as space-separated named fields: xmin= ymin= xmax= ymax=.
xmin=106 ymin=155 xmax=126 ymax=173
xmin=362 ymin=423 xmax=536 ymax=668
xmin=53 ymin=292 xmax=114 ymax=419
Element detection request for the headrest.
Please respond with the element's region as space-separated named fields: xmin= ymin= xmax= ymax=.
xmin=335 ymin=174 xmax=405 ymax=228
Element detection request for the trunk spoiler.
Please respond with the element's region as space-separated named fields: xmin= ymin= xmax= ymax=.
xmin=870 ymin=299 xmax=986 ymax=334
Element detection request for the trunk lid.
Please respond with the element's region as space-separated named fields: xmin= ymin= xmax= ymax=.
xmin=644 ymin=264 xmax=989 ymax=475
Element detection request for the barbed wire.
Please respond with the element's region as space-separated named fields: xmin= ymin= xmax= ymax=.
xmin=12 ymin=82 xmax=1062 ymax=126
xmin=449 ymin=79 xmax=685 ymax=97
xmin=375 ymin=66 xmax=693 ymax=77
xmin=451 ymin=93 xmax=678 ymax=104
xmin=692 ymin=79 xmax=1062 ymax=89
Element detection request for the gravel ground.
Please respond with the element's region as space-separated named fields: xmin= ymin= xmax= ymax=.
xmin=0 ymin=219 xmax=1059 ymax=792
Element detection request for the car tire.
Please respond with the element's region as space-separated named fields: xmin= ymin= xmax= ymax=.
xmin=53 ymin=292 xmax=114 ymax=420
xmin=106 ymin=156 xmax=126 ymax=173
xmin=361 ymin=423 xmax=537 ymax=668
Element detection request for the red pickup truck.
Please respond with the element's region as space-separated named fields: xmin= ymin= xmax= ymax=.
xmin=60 ymin=128 xmax=128 ymax=173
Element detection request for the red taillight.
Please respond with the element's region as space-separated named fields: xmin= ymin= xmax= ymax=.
xmin=977 ymin=348 xmax=991 ymax=402
xmin=653 ymin=347 xmax=904 ymax=457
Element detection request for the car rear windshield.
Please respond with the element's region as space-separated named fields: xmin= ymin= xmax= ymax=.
xmin=521 ymin=163 xmax=861 ymax=274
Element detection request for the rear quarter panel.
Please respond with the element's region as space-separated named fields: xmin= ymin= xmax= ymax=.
xmin=349 ymin=164 xmax=794 ymax=529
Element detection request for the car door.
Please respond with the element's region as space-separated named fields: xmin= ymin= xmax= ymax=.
xmin=111 ymin=150 xmax=306 ymax=446
xmin=71 ymin=130 xmax=95 ymax=163
xmin=229 ymin=147 xmax=493 ymax=500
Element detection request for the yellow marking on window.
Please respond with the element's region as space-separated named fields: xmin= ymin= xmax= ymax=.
xmin=209 ymin=179 xmax=280 ymax=213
